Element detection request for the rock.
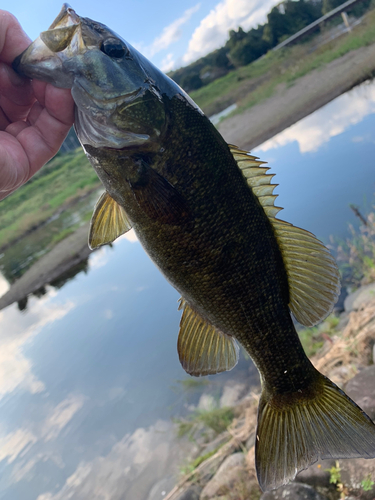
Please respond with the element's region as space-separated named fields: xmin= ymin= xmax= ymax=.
xmin=260 ymin=482 xmax=328 ymax=500
xmin=200 ymin=431 xmax=231 ymax=456
xmin=200 ymin=453 xmax=245 ymax=499
xmin=335 ymin=286 xmax=348 ymax=313
xmin=345 ymin=365 xmax=375 ymax=419
xmin=220 ymin=383 xmax=247 ymax=408
xmin=147 ymin=477 xmax=176 ymax=500
xmin=295 ymin=460 xmax=335 ymax=488
xmin=174 ymin=485 xmax=202 ymax=500
xmin=344 ymin=283 xmax=375 ymax=312
xmin=340 ymin=458 xmax=375 ymax=499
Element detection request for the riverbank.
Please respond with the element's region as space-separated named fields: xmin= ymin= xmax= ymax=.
xmin=191 ymin=7 xmax=375 ymax=121
xmin=0 ymin=223 xmax=92 ymax=310
xmin=217 ymin=41 xmax=375 ymax=151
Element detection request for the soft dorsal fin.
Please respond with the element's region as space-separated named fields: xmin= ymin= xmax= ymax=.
xmin=177 ymin=299 xmax=239 ymax=376
xmin=229 ymin=144 xmax=340 ymax=327
xmin=89 ymin=191 xmax=132 ymax=250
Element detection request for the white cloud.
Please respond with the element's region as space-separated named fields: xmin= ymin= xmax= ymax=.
xmin=89 ymin=248 xmax=109 ymax=270
xmin=6 ymin=394 xmax=85 ymax=484
xmin=161 ymin=53 xmax=176 ymax=73
xmin=42 ymin=394 xmax=86 ymax=442
xmin=116 ymin=229 xmax=138 ymax=244
xmin=36 ymin=420 xmax=196 ymax=500
xmin=256 ymin=81 xmax=375 ymax=154
xmin=0 ymin=429 xmax=37 ymax=464
xmin=0 ymin=272 xmax=10 ymax=297
xmin=11 ymin=452 xmax=64 ymax=484
xmin=183 ymin=0 xmax=279 ymax=64
xmin=0 ymin=293 xmax=74 ymax=398
xmin=144 ymin=4 xmax=201 ymax=58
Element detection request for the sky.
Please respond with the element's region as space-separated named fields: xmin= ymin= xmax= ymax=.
xmin=6 ymin=0 xmax=281 ymax=72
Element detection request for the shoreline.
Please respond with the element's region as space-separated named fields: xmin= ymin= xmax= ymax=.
xmin=217 ymin=42 xmax=375 ymax=151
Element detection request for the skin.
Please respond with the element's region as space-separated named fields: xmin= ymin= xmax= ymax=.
xmin=0 ymin=10 xmax=75 ymax=200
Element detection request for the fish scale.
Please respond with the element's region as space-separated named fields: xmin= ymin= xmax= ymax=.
xmin=13 ymin=3 xmax=375 ymax=491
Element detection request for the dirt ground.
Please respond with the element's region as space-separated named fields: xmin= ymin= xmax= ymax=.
xmin=2 ymin=42 xmax=375 ymax=310
xmin=218 ymin=43 xmax=375 ymax=151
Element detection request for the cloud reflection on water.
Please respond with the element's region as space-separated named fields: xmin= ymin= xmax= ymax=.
xmin=36 ymin=420 xmax=194 ymax=500
xmin=257 ymin=81 xmax=375 ymax=154
xmin=0 ymin=292 xmax=74 ymax=398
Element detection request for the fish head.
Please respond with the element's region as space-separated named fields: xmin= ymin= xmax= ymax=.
xmin=13 ymin=4 xmax=184 ymax=149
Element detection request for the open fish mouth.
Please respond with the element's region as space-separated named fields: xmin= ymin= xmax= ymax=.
xmin=13 ymin=4 xmax=81 ymax=87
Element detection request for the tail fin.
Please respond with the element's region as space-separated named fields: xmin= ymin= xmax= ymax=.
xmin=255 ymin=373 xmax=375 ymax=491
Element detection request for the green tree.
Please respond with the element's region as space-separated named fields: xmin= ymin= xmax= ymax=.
xmin=228 ymin=26 xmax=270 ymax=67
xmin=267 ymin=0 xmax=322 ymax=47
xmin=179 ymin=72 xmax=203 ymax=92
xmin=322 ymin=0 xmax=346 ymax=14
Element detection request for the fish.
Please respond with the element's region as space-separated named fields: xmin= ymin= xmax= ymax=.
xmin=13 ymin=4 xmax=375 ymax=491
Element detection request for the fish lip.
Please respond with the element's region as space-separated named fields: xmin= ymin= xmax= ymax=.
xmin=49 ymin=3 xmax=81 ymax=29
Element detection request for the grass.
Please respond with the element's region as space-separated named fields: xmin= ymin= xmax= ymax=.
xmin=190 ymin=8 xmax=375 ymax=118
xmin=361 ymin=474 xmax=375 ymax=491
xmin=173 ymin=378 xmax=210 ymax=392
xmin=332 ymin=207 xmax=375 ymax=288
xmin=0 ymin=149 xmax=101 ymax=249
xmin=297 ymin=314 xmax=339 ymax=358
xmin=175 ymin=406 xmax=234 ymax=440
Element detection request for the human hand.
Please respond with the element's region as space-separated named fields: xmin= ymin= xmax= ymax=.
xmin=0 ymin=11 xmax=75 ymax=200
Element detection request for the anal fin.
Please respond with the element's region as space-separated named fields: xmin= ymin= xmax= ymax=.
xmin=177 ymin=299 xmax=239 ymax=377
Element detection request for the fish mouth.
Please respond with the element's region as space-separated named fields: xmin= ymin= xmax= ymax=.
xmin=48 ymin=3 xmax=80 ymax=29
xmin=12 ymin=4 xmax=83 ymax=87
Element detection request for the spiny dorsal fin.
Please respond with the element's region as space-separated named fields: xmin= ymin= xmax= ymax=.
xmin=177 ymin=299 xmax=239 ymax=377
xmin=229 ymin=144 xmax=340 ymax=327
xmin=229 ymin=144 xmax=283 ymax=218
xmin=89 ymin=191 xmax=132 ymax=250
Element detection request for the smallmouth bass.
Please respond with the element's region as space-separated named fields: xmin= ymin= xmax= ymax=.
xmin=13 ymin=4 xmax=375 ymax=491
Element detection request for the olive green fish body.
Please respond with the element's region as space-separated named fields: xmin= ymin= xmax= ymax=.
xmin=85 ymin=94 xmax=312 ymax=391
xmin=13 ymin=5 xmax=375 ymax=491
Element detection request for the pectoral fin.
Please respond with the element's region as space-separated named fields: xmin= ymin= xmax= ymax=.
xmin=129 ymin=160 xmax=189 ymax=225
xmin=177 ymin=299 xmax=239 ymax=376
xmin=89 ymin=191 xmax=132 ymax=249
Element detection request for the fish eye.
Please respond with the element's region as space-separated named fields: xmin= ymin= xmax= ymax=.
xmin=101 ymin=38 xmax=127 ymax=59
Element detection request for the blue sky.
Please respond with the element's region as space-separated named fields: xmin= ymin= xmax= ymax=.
xmin=6 ymin=0 xmax=281 ymax=72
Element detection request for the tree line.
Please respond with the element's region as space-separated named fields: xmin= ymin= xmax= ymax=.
xmin=169 ymin=0 xmax=372 ymax=92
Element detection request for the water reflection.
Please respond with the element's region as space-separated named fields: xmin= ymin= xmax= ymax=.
xmin=0 ymin=79 xmax=375 ymax=499
xmin=254 ymin=79 xmax=375 ymax=242
xmin=258 ymin=80 xmax=375 ymax=153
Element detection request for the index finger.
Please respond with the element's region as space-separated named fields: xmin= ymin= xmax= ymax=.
xmin=0 ymin=11 xmax=31 ymax=64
